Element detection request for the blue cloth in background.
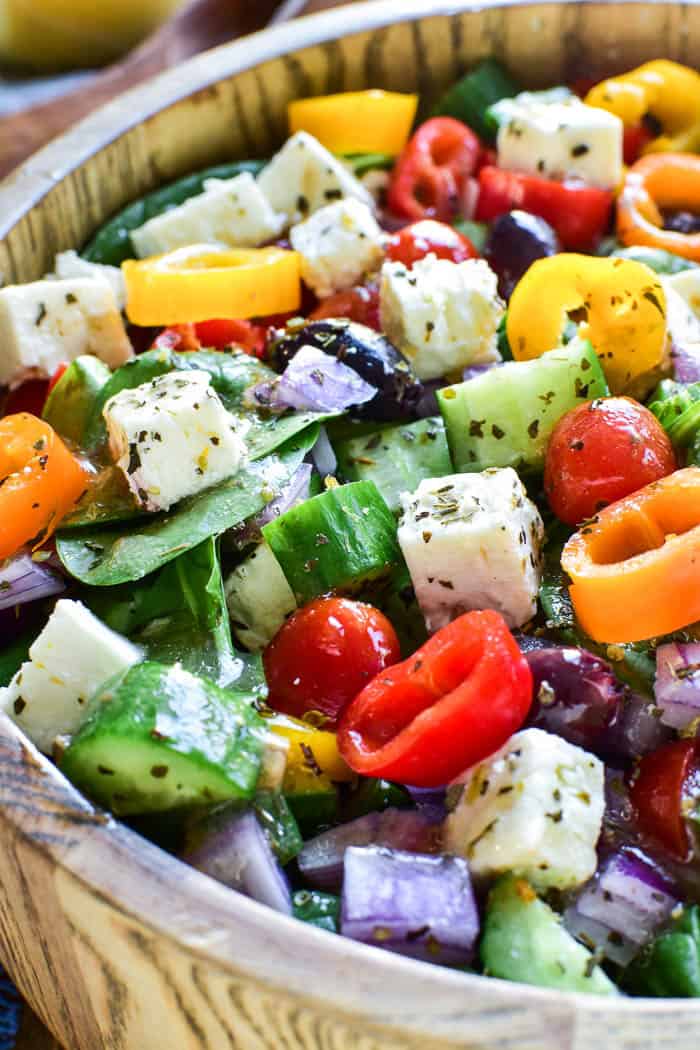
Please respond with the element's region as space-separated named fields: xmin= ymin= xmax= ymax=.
xmin=0 ymin=968 xmax=23 ymax=1050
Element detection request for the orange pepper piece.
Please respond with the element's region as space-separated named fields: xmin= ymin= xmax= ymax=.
xmin=561 ymin=467 xmax=700 ymax=643
xmin=0 ymin=413 xmax=87 ymax=560
xmin=617 ymin=153 xmax=700 ymax=262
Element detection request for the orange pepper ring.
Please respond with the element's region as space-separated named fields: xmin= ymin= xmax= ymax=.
xmin=562 ymin=467 xmax=700 ymax=643
xmin=617 ymin=153 xmax=700 ymax=262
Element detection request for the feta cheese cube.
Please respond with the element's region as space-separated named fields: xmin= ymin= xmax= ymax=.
xmin=665 ymin=269 xmax=700 ymax=318
xmin=290 ymin=198 xmax=385 ymax=297
xmin=0 ymin=599 xmax=141 ymax=753
xmin=380 ymin=257 xmax=504 ymax=381
xmin=497 ymin=95 xmax=623 ymax=190
xmin=224 ymin=541 xmax=297 ymax=651
xmin=257 ymin=131 xmax=375 ymax=226
xmin=52 ymin=250 xmax=127 ymax=311
xmin=398 ymin=468 xmax=543 ymax=632
xmin=130 ymin=172 xmax=286 ymax=258
xmin=444 ymin=728 xmax=605 ymax=891
xmin=0 ymin=278 xmax=132 ymax=388
xmin=662 ymin=280 xmax=700 ymax=344
xmin=104 ymin=370 xmax=248 ymax=512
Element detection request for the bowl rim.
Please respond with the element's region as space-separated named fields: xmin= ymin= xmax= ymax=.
xmin=0 ymin=0 xmax=698 ymax=1034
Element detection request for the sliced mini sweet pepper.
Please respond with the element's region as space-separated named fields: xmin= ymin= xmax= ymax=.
xmin=561 ymin=467 xmax=700 ymax=643
xmin=288 ymin=90 xmax=418 ymax=155
xmin=123 ymin=245 xmax=301 ymax=326
xmin=265 ymin=711 xmax=354 ymax=788
xmin=506 ymin=254 xmax=667 ymax=394
xmin=0 ymin=413 xmax=87 ymax=559
xmin=337 ymin=610 xmax=532 ymax=787
xmin=617 ymin=153 xmax=700 ymax=263
xmin=586 ymin=60 xmax=700 ymax=154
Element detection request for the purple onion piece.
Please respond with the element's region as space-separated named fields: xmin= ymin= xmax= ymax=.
xmin=462 ymin=361 xmax=502 ymax=383
xmin=258 ymin=345 xmax=377 ymax=412
xmin=225 ymin=464 xmax=312 ymax=549
xmin=564 ymin=848 xmax=679 ymax=965
xmin=0 ymin=551 xmax=66 ymax=613
xmin=341 ymin=846 xmax=479 ymax=965
xmin=671 ymin=342 xmax=700 ymax=383
xmin=183 ymin=810 xmax=292 ymax=914
xmin=297 ymin=808 xmax=442 ymax=891
xmin=654 ymin=642 xmax=700 ymax=730
xmin=310 ymin=426 xmax=337 ymax=477
xmin=403 ymin=785 xmax=447 ymax=813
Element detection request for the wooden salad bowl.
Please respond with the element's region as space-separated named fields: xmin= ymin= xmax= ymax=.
xmin=0 ymin=2 xmax=698 ymax=1047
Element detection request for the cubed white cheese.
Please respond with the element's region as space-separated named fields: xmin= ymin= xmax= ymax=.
xmin=497 ymin=95 xmax=623 ymax=190
xmin=398 ymin=468 xmax=544 ymax=632
xmin=52 ymin=250 xmax=126 ymax=311
xmin=661 ymin=279 xmax=700 ymax=344
xmin=289 ymin=198 xmax=385 ymax=298
xmin=380 ymin=257 xmax=504 ymax=381
xmin=0 ymin=599 xmax=141 ymax=754
xmin=130 ymin=172 xmax=286 ymax=258
xmin=103 ymin=370 xmax=248 ymax=512
xmin=257 ymin=131 xmax=375 ymax=226
xmin=224 ymin=541 xmax=297 ymax=651
xmin=665 ymin=269 xmax=700 ymax=318
xmin=444 ymin=728 xmax=605 ymax=891
xmin=0 ymin=278 xmax=132 ymax=388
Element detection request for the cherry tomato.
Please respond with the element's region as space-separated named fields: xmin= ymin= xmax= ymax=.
xmin=263 ymin=597 xmax=401 ymax=728
xmin=630 ymin=739 xmax=699 ymax=860
xmin=309 ymin=280 xmax=381 ymax=331
xmin=544 ymin=397 xmax=677 ymax=526
xmin=195 ymin=319 xmax=267 ymax=356
xmin=47 ymin=362 xmax=69 ymax=397
xmin=623 ymin=123 xmax=655 ymax=165
xmin=3 ymin=379 xmax=50 ymax=418
xmin=385 ymin=220 xmax=478 ymax=268
xmin=387 ymin=117 xmax=481 ymax=223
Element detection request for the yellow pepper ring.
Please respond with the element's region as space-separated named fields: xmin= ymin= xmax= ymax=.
xmin=585 ymin=59 xmax=700 ymax=154
xmin=123 ymin=245 xmax=302 ymax=326
xmin=617 ymin=154 xmax=700 ymax=263
xmin=506 ymin=254 xmax=667 ymax=395
xmin=288 ymin=90 xmax=418 ymax=156
xmin=265 ymin=711 xmax=354 ymax=786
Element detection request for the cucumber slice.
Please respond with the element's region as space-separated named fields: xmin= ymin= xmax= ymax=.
xmin=293 ymin=889 xmax=341 ymax=933
xmin=60 ymin=662 xmax=265 ymax=815
xmin=334 ymin=417 xmax=452 ymax=514
xmin=438 ymin=337 xmax=608 ymax=473
xmin=224 ymin=541 xmax=297 ymax=651
xmin=481 ymin=875 xmax=619 ymax=995
xmin=262 ymin=481 xmax=401 ymax=605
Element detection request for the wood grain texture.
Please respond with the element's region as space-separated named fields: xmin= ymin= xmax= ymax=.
xmin=0 ymin=4 xmax=699 ymax=1049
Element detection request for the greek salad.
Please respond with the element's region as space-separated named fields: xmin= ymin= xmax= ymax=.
xmin=4 ymin=57 xmax=700 ymax=999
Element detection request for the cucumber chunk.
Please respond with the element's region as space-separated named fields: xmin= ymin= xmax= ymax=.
xmin=438 ymin=337 xmax=608 ymax=473
xmin=293 ymin=889 xmax=341 ymax=933
xmin=481 ymin=875 xmax=619 ymax=995
xmin=262 ymin=481 xmax=401 ymax=605
xmin=224 ymin=541 xmax=297 ymax=651
xmin=334 ymin=417 xmax=452 ymax=514
xmin=60 ymin=662 xmax=265 ymax=815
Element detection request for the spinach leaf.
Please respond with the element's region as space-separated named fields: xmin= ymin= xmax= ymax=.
xmin=42 ymin=355 xmax=111 ymax=446
xmin=56 ymin=427 xmax=317 ymax=586
xmin=0 ymin=630 xmax=34 ymax=687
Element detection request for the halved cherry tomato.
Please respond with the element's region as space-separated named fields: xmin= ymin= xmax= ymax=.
xmin=630 ymin=739 xmax=700 ymax=860
xmin=544 ymin=397 xmax=677 ymax=526
xmin=3 ymin=379 xmax=50 ymax=419
xmin=195 ymin=318 xmax=266 ymax=355
xmin=623 ymin=123 xmax=656 ymax=165
xmin=387 ymin=117 xmax=481 ymax=223
xmin=263 ymin=597 xmax=401 ymax=728
xmin=309 ymin=280 xmax=381 ymax=331
xmin=0 ymin=414 xmax=86 ymax=559
xmin=385 ymin=220 xmax=478 ymax=268
xmin=338 ymin=610 xmax=532 ymax=787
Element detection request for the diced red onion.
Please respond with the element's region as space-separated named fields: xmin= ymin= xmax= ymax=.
xmin=654 ymin=642 xmax=700 ymax=730
xmin=0 ymin=551 xmax=66 ymax=613
xmin=672 ymin=341 xmax=700 ymax=383
xmin=226 ymin=464 xmax=312 ymax=548
xmin=462 ymin=361 xmax=502 ymax=383
xmin=256 ymin=346 xmax=377 ymax=412
xmin=310 ymin=426 xmax=337 ymax=477
xmin=297 ymin=808 xmax=442 ymax=891
xmin=341 ymin=846 xmax=479 ymax=965
xmin=183 ymin=809 xmax=292 ymax=914
xmin=564 ymin=848 xmax=679 ymax=965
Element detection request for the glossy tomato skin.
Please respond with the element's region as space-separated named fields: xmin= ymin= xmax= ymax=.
xmin=385 ymin=220 xmax=478 ymax=268
xmin=630 ymin=739 xmax=699 ymax=860
xmin=263 ymin=597 xmax=401 ymax=728
xmin=309 ymin=280 xmax=381 ymax=331
xmin=544 ymin=397 xmax=677 ymax=526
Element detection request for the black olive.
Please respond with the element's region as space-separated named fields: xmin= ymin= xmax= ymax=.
xmin=663 ymin=210 xmax=700 ymax=235
xmin=484 ymin=210 xmax=560 ymax=300
xmin=270 ymin=319 xmax=425 ymax=421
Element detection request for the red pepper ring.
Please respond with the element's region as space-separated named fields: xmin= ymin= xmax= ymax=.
xmin=337 ymin=609 xmax=533 ymax=788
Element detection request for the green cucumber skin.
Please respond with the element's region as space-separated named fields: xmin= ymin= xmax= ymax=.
xmin=624 ymin=907 xmax=700 ymax=998
xmin=262 ymin=480 xmax=401 ymax=605
xmin=292 ymin=890 xmax=341 ymax=933
xmin=334 ymin=416 xmax=452 ymax=514
xmin=285 ymin=790 xmax=338 ymax=838
xmin=82 ymin=160 xmax=264 ymax=266
xmin=42 ymin=355 xmax=111 ymax=446
xmin=438 ymin=340 xmax=608 ymax=473
xmin=60 ymin=662 xmax=266 ymax=815
xmin=433 ymin=58 xmax=521 ymax=141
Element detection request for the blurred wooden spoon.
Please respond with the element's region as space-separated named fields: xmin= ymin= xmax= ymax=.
xmin=0 ymin=0 xmax=309 ymax=178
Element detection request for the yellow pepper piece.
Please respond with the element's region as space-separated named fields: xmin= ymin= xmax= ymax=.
xmin=288 ymin=90 xmax=418 ymax=156
xmin=266 ymin=712 xmax=354 ymax=785
xmin=123 ymin=245 xmax=301 ymax=326
xmin=506 ymin=254 xmax=667 ymax=395
xmin=586 ymin=60 xmax=700 ymax=154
